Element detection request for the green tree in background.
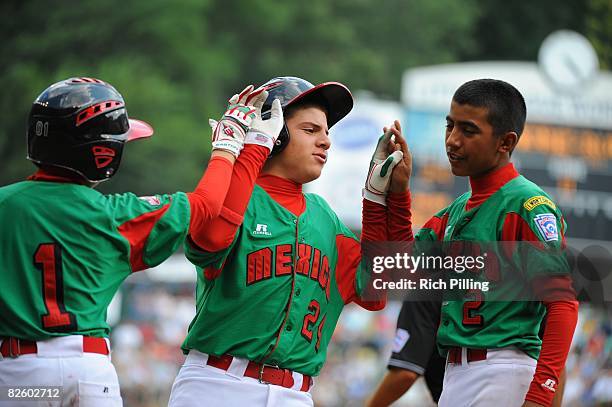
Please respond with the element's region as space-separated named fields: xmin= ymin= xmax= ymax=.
xmin=585 ymin=0 xmax=612 ymax=70
xmin=460 ymin=0 xmax=588 ymax=62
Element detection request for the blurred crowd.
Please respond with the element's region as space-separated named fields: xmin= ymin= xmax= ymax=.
xmin=111 ymin=277 xmax=611 ymax=407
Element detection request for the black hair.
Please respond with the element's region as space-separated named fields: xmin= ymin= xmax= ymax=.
xmin=452 ymin=79 xmax=527 ymax=138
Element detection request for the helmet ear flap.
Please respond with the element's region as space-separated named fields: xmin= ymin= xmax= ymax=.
xmin=270 ymin=123 xmax=290 ymax=157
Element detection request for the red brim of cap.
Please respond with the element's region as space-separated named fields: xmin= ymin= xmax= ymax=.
xmin=127 ymin=119 xmax=154 ymax=141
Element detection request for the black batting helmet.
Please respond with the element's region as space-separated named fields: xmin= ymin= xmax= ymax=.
xmin=257 ymin=76 xmax=353 ymax=155
xmin=27 ymin=77 xmax=153 ymax=182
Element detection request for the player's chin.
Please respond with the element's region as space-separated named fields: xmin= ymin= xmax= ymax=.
xmin=449 ymin=161 xmax=469 ymax=177
xmin=301 ymin=165 xmax=324 ymax=184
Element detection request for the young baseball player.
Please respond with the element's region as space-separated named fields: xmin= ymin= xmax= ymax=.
xmin=367 ymin=307 xmax=568 ymax=407
xmin=385 ymin=79 xmax=578 ymax=407
xmin=168 ymin=76 xmax=411 ymax=407
xmin=0 ymin=77 xmax=282 ymax=406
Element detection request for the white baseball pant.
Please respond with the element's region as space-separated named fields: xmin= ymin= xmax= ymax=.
xmin=169 ymin=350 xmax=314 ymax=407
xmin=0 ymin=336 xmax=121 ymax=406
xmin=438 ymin=347 xmax=537 ymax=407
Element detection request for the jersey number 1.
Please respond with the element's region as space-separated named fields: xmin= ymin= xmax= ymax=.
xmin=34 ymin=243 xmax=76 ymax=331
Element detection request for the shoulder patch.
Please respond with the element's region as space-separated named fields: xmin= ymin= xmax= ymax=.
xmin=392 ymin=328 xmax=410 ymax=353
xmin=534 ymin=213 xmax=559 ymax=242
xmin=524 ymin=196 xmax=556 ymax=211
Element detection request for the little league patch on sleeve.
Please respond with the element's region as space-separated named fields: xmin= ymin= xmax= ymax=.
xmin=524 ymin=196 xmax=556 ymax=211
xmin=534 ymin=213 xmax=559 ymax=241
xmin=392 ymin=328 xmax=410 ymax=353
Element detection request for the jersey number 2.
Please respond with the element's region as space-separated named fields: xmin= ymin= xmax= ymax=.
xmin=34 ymin=243 xmax=76 ymax=331
xmin=462 ymin=290 xmax=484 ymax=326
xmin=301 ymin=300 xmax=326 ymax=352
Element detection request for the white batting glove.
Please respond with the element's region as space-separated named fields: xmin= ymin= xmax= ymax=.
xmin=245 ymin=96 xmax=284 ymax=153
xmin=211 ymin=85 xmax=258 ymax=157
xmin=363 ymin=131 xmax=404 ymax=206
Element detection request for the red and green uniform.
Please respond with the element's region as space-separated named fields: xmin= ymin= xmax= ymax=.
xmin=0 ymin=156 xmax=232 ymax=341
xmin=183 ymin=175 xmax=389 ymax=377
xmin=0 ymin=178 xmax=189 ymax=340
xmin=414 ymin=163 xmax=577 ymax=405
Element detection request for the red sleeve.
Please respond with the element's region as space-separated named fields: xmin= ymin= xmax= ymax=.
xmin=386 ymin=191 xmax=413 ymax=241
xmin=525 ymin=298 xmax=578 ymax=406
xmin=335 ymin=234 xmax=362 ymax=304
xmin=191 ymin=144 xmax=269 ymax=251
xmin=507 ymin=211 xmax=579 ymax=406
xmin=333 ymin=198 xmax=388 ymax=311
xmin=186 ymin=156 xmax=233 ymax=236
xmin=334 ymin=234 xmax=386 ymax=311
xmin=361 ymin=198 xmax=387 ymax=242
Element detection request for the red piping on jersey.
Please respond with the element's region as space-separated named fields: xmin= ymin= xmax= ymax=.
xmin=204 ymin=257 xmax=228 ymax=280
xmin=466 ymin=162 xmax=519 ymax=210
xmin=421 ymin=212 xmax=450 ymax=240
xmin=500 ymin=212 xmax=545 ymax=259
xmin=259 ymin=214 xmax=301 ymax=365
xmin=117 ymin=204 xmax=171 ymax=272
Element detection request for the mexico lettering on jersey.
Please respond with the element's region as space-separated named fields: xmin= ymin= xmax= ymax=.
xmin=416 ymin=175 xmax=570 ymax=359
xmin=0 ymin=180 xmax=190 ymax=340
xmin=183 ymin=185 xmax=370 ymax=377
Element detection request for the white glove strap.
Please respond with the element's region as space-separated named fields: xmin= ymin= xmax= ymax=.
xmin=362 ymin=188 xmax=387 ymax=206
xmin=245 ymin=130 xmax=275 ymax=152
xmin=212 ymin=139 xmax=243 ymax=158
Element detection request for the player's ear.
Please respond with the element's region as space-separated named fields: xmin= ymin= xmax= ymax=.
xmin=498 ymin=131 xmax=518 ymax=154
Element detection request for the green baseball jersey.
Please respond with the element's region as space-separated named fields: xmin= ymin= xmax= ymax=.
xmin=416 ymin=175 xmax=569 ymax=359
xmin=183 ymin=185 xmax=371 ymax=376
xmin=0 ymin=180 xmax=190 ymax=340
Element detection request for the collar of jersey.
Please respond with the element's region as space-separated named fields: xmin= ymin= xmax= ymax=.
xmin=467 ymin=162 xmax=519 ymax=210
xmin=27 ymin=168 xmax=90 ymax=186
xmin=256 ymin=173 xmax=305 ymax=217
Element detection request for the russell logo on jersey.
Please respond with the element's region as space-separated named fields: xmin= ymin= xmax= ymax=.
xmin=541 ymin=378 xmax=557 ymax=392
xmin=253 ymin=224 xmax=272 ymax=236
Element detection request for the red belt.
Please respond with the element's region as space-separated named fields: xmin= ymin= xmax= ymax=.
xmin=447 ymin=347 xmax=487 ymax=364
xmin=1 ymin=336 xmax=109 ymax=358
xmin=206 ymin=354 xmax=312 ymax=392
